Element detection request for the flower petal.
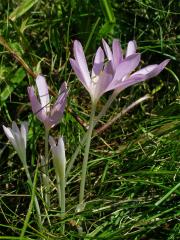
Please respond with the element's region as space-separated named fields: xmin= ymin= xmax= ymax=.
xmin=3 ymin=125 xmax=14 ymax=141
xmin=50 ymin=82 xmax=67 ymax=127
xmin=102 ymin=39 xmax=113 ymax=61
xmin=12 ymin=122 xmax=21 ymax=136
xmin=131 ymin=59 xmax=170 ymax=78
xmin=73 ymin=40 xmax=91 ymax=87
xmin=3 ymin=122 xmax=27 ymax=162
xmin=70 ymin=58 xmax=90 ymax=92
xmin=21 ymin=122 xmax=28 ymax=149
xmin=13 ymin=131 xmax=26 ymax=162
xmin=116 ymin=59 xmax=170 ymax=93
xmin=49 ymin=136 xmax=66 ymax=179
xmin=27 ymin=86 xmax=47 ymax=124
xmin=111 ymin=53 xmax=141 ymax=84
xmin=91 ymin=72 xmax=113 ymax=103
xmin=3 ymin=125 xmax=16 ymax=145
xmin=92 ymin=47 xmax=104 ymax=76
xmin=58 ymin=137 xmax=66 ymax=169
xmin=112 ymin=39 xmax=123 ymax=68
xmin=36 ymin=75 xmax=50 ymax=113
xmin=126 ymin=40 xmax=137 ymax=57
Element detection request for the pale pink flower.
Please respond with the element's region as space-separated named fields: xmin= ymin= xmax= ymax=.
xmin=70 ymin=40 xmax=140 ymax=104
xmin=102 ymin=39 xmax=170 ymax=93
xmin=3 ymin=122 xmax=28 ymax=162
xmin=70 ymin=40 xmax=169 ymax=104
xmin=27 ymin=75 xmax=67 ymax=129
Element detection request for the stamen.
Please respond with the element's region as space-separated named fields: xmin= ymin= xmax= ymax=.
xmin=92 ymin=75 xmax=99 ymax=84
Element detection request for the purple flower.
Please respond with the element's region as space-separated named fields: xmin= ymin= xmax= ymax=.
xmin=70 ymin=40 xmax=140 ymax=104
xmin=102 ymin=39 xmax=170 ymax=93
xmin=70 ymin=39 xmax=169 ymax=104
xmin=28 ymin=75 xmax=67 ymax=129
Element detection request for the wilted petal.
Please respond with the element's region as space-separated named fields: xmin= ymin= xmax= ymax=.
xmin=112 ymin=39 xmax=123 ymax=68
xmin=92 ymin=47 xmax=104 ymax=76
xmin=73 ymin=40 xmax=91 ymax=87
xmin=36 ymin=75 xmax=50 ymax=113
xmin=126 ymin=40 xmax=137 ymax=57
xmin=28 ymin=86 xmax=47 ymax=124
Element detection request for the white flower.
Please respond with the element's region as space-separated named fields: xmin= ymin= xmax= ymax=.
xmin=49 ymin=136 xmax=66 ymax=179
xmin=3 ymin=121 xmax=28 ymax=163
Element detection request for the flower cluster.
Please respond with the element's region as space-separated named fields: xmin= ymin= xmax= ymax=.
xmin=3 ymin=38 xmax=169 ymax=216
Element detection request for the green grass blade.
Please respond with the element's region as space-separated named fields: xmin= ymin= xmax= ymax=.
xmin=9 ymin=0 xmax=39 ymax=21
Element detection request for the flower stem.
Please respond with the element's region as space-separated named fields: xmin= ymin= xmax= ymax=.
xmin=66 ymin=132 xmax=87 ymax=178
xmin=56 ymin=172 xmax=66 ymax=233
xmin=95 ymin=90 xmax=118 ymax=125
xmin=60 ymin=176 xmax=66 ymax=219
xmin=44 ymin=128 xmax=50 ymax=207
xmin=67 ymin=90 xmax=118 ymax=178
xmin=60 ymin=175 xmax=66 ymax=233
xmin=23 ymin=162 xmax=42 ymax=229
xmin=78 ymin=104 xmax=96 ymax=210
xmin=20 ymin=166 xmax=42 ymax=237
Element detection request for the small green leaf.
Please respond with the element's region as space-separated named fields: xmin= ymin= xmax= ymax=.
xmin=9 ymin=0 xmax=39 ymax=21
xmin=0 ymin=67 xmax=26 ymax=103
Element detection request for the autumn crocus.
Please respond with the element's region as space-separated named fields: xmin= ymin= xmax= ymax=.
xmin=102 ymin=39 xmax=170 ymax=94
xmin=3 ymin=122 xmax=42 ymax=227
xmin=28 ymin=75 xmax=67 ymax=207
xmin=3 ymin=121 xmax=28 ymax=164
xmin=70 ymin=40 xmax=140 ymax=105
xmin=49 ymin=136 xmax=66 ymax=221
xmin=27 ymin=75 xmax=67 ymax=130
xmin=69 ymin=39 xmax=169 ymax=210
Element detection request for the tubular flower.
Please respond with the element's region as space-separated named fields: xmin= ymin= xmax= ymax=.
xmin=3 ymin=122 xmax=28 ymax=163
xmin=49 ymin=136 xmax=66 ymax=180
xmin=70 ymin=40 xmax=141 ymax=104
xmin=27 ymin=75 xmax=67 ymax=129
xmin=102 ymin=39 xmax=170 ymax=93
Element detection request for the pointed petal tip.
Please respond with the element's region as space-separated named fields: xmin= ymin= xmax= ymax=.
xmin=160 ymin=59 xmax=170 ymax=68
xmin=126 ymin=40 xmax=137 ymax=57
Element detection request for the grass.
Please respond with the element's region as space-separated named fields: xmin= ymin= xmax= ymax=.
xmin=0 ymin=0 xmax=180 ymax=239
